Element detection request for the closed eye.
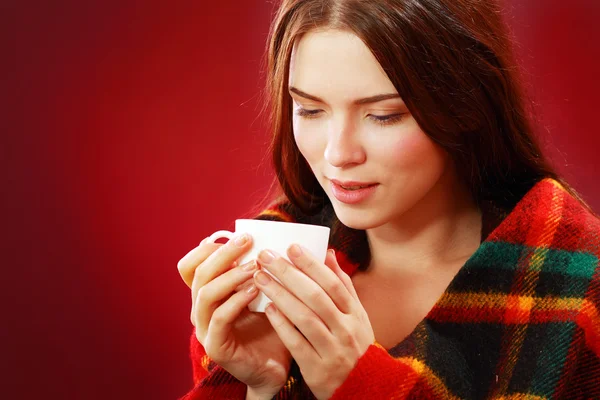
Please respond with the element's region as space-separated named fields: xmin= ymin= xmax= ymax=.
xmin=295 ymin=108 xmax=321 ymax=118
xmin=294 ymin=108 xmax=405 ymax=126
xmin=369 ymin=113 xmax=404 ymax=126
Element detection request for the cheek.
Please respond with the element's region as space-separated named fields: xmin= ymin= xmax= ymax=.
xmin=383 ymin=129 xmax=447 ymax=171
xmin=293 ymin=119 xmax=325 ymax=163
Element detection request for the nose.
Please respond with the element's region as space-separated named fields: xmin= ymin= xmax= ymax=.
xmin=324 ymin=117 xmax=366 ymax=168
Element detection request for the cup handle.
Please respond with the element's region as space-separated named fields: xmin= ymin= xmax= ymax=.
xmin=206 ymin=230 xmax=234 ymax=244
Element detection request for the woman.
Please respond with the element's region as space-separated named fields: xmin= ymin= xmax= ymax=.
xmin=177 ymin=0 xmax=600 ymax=398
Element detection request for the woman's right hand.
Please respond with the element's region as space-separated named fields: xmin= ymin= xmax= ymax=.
xmin=177 ymin=233 xmax=292 ymax=399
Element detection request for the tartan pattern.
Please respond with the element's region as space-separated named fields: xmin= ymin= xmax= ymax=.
xmin=180 ymin=178 xmax=600 ymax=399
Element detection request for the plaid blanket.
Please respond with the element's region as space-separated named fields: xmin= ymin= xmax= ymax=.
xmin=181 ymin=178 xmax=600 ymax=399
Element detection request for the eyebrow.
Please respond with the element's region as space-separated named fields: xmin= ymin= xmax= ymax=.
xmin=289 ymin=86 xmax=401 ymax=105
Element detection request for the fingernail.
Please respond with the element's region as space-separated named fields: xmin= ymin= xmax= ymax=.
xmin=234 ymin=234 xmax=249 ymax=247
xmin=246 ymin=284 xmax=257 ymax=294
xmin=242 ymin=260 xmax=257 ymax=272
xmin=288 ymin=244 xmax=302 ymax=258
xmin=328 ymin=249 xmax=336 ymax=257
xmin=254 ymin=270 xmax=271 ymax=285
xmin=258 ymin=250 xmax=275 ymax=265
xmin=265 ymin=303 xmax=276 ymax=315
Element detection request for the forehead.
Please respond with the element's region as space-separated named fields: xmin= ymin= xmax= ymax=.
xmin=289 ymin=29 xmax=396 ymax=97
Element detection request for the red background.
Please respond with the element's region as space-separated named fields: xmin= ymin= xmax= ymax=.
xmin=4 ymin=1 xmax=599 ymax=399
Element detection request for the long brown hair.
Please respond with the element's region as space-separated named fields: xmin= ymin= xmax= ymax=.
xmin=260 ymin=0 xmax=591 ymax=216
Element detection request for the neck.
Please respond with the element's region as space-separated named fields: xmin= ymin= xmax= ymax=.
xmin=365 ymin=170 xmax=482 ymax=276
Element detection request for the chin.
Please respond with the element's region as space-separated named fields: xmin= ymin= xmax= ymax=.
xmin=331 ymin=204 xmax=387 ymax=230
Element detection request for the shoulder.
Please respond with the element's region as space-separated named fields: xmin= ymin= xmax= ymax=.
xmin=470 ymin=178 xmax=600 ymax=378
xmin=486 ymin=178 xmax=600 ymax=260
xmin=476 ymin=177 xmax=599 ymax=314
xmin=501 ymin=178 xmax=599 ymax=327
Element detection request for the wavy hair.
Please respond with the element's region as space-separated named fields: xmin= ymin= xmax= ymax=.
xmin=260 ymin=0 xmax=591 ymax=216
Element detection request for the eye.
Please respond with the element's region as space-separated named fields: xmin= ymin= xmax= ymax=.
xmin=294 ymin=108 xmax=406 ymax=125
xmin=295 ymin=108 xmax=322 ymax=119
xmin=369 ymin=113 xmax=405 ymax=126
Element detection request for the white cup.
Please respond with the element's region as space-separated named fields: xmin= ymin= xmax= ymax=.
xmin=206 ymin=219 xmax=331 ymax=312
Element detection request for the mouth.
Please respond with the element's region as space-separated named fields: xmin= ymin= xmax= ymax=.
xmin=330 ymin=179 xmax=378 ymax=190
xmin=329 ymin=179 xmax=379 ymax=204
xmin=336 ymin=183 xmax=377 ymax=190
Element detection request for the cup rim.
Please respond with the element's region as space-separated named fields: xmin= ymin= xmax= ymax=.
xmin=235 ymin=219 xmax=330 ymax=231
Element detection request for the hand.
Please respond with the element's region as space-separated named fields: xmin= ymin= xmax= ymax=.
xmin=253 ymin=246 xmax=375 ymax=400
xmin=177 ymin=234 xmax=292 ymax=398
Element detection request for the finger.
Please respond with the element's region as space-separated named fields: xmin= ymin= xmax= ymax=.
xmin=193 ymin=260 xmax=259 ymax=330
xmin=234 ymin=278 xmax=255 ymax=293
xmin=190 ymin=234 xmax=253 ymax=309
xmin=258 ymin=250 xmax=340 ymax=328
xmin=264 ymin=303 xmax=318 ymax=366
xmin=287 ymin=245 xmax=354 ymax=313
xmin=204 ymin=282 xmax=260 ymax=352
xmin=253 ymin=270 xmax=331 ymax=355
xmin=194 ymin=233 xmax=253 ymax=289
xmin=191 ymin=278 xmax=254 ymax=325
xmin=257 ymin=249 xmax=342 ymax=327
xmin=178 ymin=241 xmax=223 ymax=288
xmin=191 ymin=262 xmax=256 ymax=326
xmin=325 ymin=249 xmax=358 ymax=300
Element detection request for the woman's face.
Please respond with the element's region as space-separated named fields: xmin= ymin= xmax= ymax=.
xmin=289 ymin=29 xmax=451 ymax=230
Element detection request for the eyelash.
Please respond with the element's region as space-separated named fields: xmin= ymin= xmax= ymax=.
xmin=294 ymin=108 xmax=404 ymax=126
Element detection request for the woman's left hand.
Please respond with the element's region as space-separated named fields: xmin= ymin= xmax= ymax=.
xmin=253 ymin=245 xmax=375 ymax=400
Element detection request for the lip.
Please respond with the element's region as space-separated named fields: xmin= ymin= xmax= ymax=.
xmin=330 ymin=179 xmax=378 ymax=187
xmin=329 ymin=179 xmax=379 ymax=205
